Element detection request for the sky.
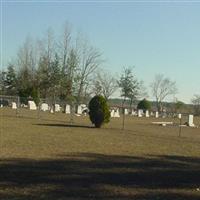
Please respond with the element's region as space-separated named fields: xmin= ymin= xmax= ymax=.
xmin=1 ymin=0 xmax=200 ymax=103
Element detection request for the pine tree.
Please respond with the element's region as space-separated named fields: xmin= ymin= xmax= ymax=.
xmin=4 ymin=65 xmax=17 ymax=95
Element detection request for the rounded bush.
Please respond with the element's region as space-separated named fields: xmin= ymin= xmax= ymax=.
xmin=137 ymin=98 xmax=151 ymax=112
xmin=89 ymin=95 xmax=110 ymax=128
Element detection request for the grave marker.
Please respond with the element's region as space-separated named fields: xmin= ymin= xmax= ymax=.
xmin=28 ymin=101 xmax=37 ymax=110
xmin=11 ymin=102 xmax=17 ymax=109
xmin=188 ymin=115 xmax=195 ymax=127
xmin=55 ymin=104 xmax=61 ymax=112
xmin=65 ymin=104 xmax=70 ymax=114
xmin=40 ymin=103 xmax=48 ymax=111
xmin=138 ymin=109 xmax=143 ymax=117
xmin=155 ymin=111 xmax=159 ymax=118
xmin=145 ymin=110 xmax=149 ymax=117
xmin=77 ymin=105 xmax=82 ymax=114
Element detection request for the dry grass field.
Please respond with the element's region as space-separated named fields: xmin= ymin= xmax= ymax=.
xmin=1 ymin=108 xmax=200 ymax=200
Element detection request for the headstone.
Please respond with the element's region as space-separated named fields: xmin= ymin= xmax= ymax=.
xmin=178 ymin=113 xmax=182 ymax=119
xmin=138 ymin=109 xmax=142 ymax=117
xmin=50 ymin=108 xmax=54 ymax=113
xmin=0 ymin=104 xmax=3 ymax=108
xmin=40 ymin=103 xmax=48 ymax=111
xmin=28 ymin=101 xmax=37 ymax=110
xmin=155 ymin=111 xmax=159 ymax=118
xmin=55 ymin=104 xmax=61 ymax=112
xmin=77 ymin=105 xmax=82 ymax=114
xmin=188 ymin=115 xmax=195 ymax=127
xmin=124 ymin=109 xmax=129 ymax=115
xmin=11 ymin=102 xmax=17 ymax=109
xmin=110 ymin=110 xmax=115 ymax=117
xmin=145 ymin=110 xmax=149 ymax=117
xmin=111 ymin=109 xmax=120 ymax=118
xmin=150 ymin=111 xmax=154 ymax=116
xmin=131 ymin=110 xmax=137 ymax=116
xmin=65 ymin=104 xmax=70 ymax=114
xmin=114 ymin=109 xmax=120 ymax=117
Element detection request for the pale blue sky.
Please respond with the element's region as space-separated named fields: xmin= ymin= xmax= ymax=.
xmin=1 ymin=0 xmax=200 ymax=103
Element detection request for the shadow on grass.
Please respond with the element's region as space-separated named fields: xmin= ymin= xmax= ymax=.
xmin=34 ymin=123 xmax=94 ymax=129
xmin=0 ymin=153 xmax=200 ymax=199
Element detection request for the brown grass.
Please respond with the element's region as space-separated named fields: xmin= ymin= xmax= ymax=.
xmin=1 ymin=108 xmax=200 ymax=199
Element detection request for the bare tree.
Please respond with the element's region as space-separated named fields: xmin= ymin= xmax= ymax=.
xmin=92 ymin=70 xmax=118 ymax=100
xmin=91 ymin=79 xmax=102 ymax=96
xmin=151 ymin=74 xmax=177 ymax=112
xmin=17 ymin=36 xmax=37 ymax=89
xmin=137 ymin=80 xmax=149 ymax=100
xmin=59 ymin=22 xmax=72 ymax=73
xmin=75 ymin=38 xmax=103 ymax=106
xmin=191 ymin=94 xmax=200 ymax=115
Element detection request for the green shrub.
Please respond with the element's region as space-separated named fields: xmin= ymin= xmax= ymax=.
xmin=18 ymin=86 xmax=40 ymax=106
xmin=137 ymin=98 xmax=151 ymax=112
xmin=89 ymin=95 xmax=110 ymax=128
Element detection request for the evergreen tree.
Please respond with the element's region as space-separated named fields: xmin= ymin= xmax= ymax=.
xmin=137 ymin=98 xmax=151 ymax=112
xmin=89 ymin=95 xmax=110 ymax=128
xmin=4 ymin=65 xmax=17 ymax=95
xmin=118 ymin=67 xmax=139 ymax=106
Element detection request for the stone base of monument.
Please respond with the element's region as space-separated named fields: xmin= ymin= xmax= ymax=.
xmin=152 ymin=121 xmax=173 ymax=126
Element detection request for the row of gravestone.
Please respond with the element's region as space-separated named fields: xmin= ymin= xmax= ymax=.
xmin=110 ymin=108 xmax=196 ymax=127
xmin=9 ymin=101 xmax=88 ymax=115
xmin=3 ymin=102 xmax=196 ymax=127
xmin=110 ymin=109 xmax=157 ymax=118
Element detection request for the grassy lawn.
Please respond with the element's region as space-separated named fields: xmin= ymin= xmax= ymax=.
xmin=1 ymin=108 xmax=200 ymax=199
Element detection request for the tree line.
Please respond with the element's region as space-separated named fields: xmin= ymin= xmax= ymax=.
xmin=1 ymin=23 xmax=104 ymax=106
xmin=1 ymin=22 xmax=199 ymax=114
xmin=0 ymin=23 xmax=144 ymax=109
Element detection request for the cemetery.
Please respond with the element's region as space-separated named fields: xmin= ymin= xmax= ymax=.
xmin=1 ymin=2 xmax=200 ymax=199
xmin=1 ymin=105 xmax=200 ymax=199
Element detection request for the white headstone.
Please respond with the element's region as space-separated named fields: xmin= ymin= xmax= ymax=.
xmin=50 ymin=108 xmax=54 ymax=113
xmin=77 ymin=105 xmax=82 ymax=114
xmin=110 ymin=110 xmax=115 ymax=117
xmin=11 ymin=102 xmax=17 ymax=109
xmin=114 ymin=109 xmax=120 ymax=117
xmin=155 ymin=111 xmax=159 ymax=118
xmin=55 ymin=104 xmax=61 ymax=112
xmin=65 ymin=104 xmax=71 ymax=114
xmin=131 ymin=110 xmax=137 ymax=116
xmin=138 ymin=109 xmax=142 ymax=117
xmin=124 ymin=109 xmax=129 ymax=115
xmin=111 ymin=109 xmax=120 ymax=118
xmin=40 ymin=103 xmax=48 ymax=111
xmin=178 ymin=113 xmax=182 ymax=119
xmin=145 ymin=110 xmax=149 ymax=117
xmin=28 ymin=101 xmax=37 ymax=110
xmin=0 ymin=104 xmax=3 ymax=108
xmin=188 ymin=115 xmax=195 ymax=127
